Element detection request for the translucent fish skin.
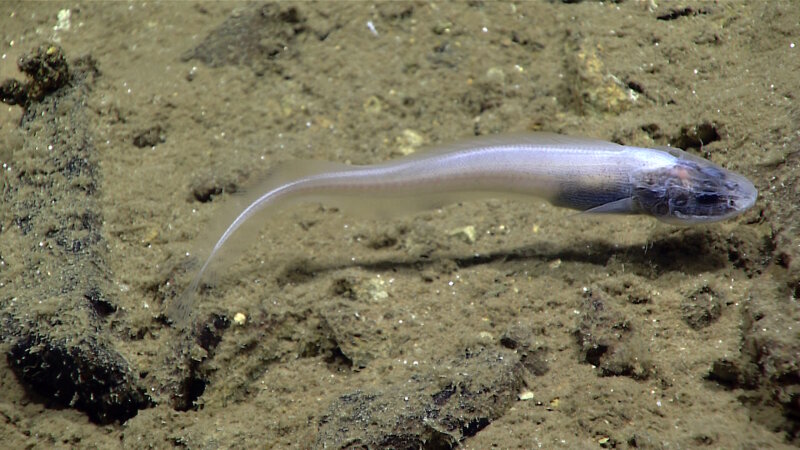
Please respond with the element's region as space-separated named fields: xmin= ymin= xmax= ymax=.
xmin=631 ymin=154 xmax=757 ymax=225
xmin=171 ymin=133 xmax=757 ymax=325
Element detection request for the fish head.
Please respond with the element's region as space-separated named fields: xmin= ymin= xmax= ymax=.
xmin=632 ymin=156 xmax=757 ymax=225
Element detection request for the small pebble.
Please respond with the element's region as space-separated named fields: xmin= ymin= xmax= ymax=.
xmin=518 ymin=390 xmax=534 ymax=401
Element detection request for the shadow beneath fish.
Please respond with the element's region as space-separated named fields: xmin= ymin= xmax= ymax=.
xmin=276 ymin=228 xmax=731 ymax=286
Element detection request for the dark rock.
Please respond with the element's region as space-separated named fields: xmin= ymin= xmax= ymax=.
xmin=682 ymin=285 xmax=722 ymax=330
xmin=316 ymin=346 xmax=523 ymax=448
xmin=132 ymin=125 xmax=166 ymax=148
xmin=182 ymin=4 xmax=308 ymax=76
xmin=574 ymin=292 xmax=653 ymax=379
xmin=8 ymin=334 xmax=152 ymax=424
xmin=0 ymin=44 xmax=71 ymax=107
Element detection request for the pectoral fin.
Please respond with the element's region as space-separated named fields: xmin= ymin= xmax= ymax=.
xmin=582 ymin=197 xmax=635 ymax=215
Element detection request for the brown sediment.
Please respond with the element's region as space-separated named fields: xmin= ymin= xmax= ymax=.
xmin=0 ymin=2 xmax=797 ymax=448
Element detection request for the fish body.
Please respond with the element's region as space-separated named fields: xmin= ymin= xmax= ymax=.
xmin=171 ymin=133 xmax=757 ymax=324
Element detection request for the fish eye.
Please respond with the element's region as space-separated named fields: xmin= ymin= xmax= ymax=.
xmin=695 ymin=193 xmax=720 ymax=205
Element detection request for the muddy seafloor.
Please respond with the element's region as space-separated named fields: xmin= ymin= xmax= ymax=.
xmin=0 ymin=1 xmax=798 ymax=449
